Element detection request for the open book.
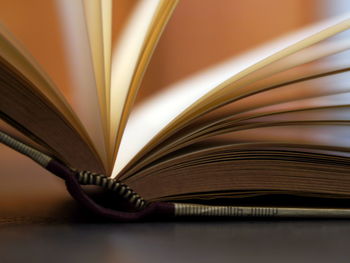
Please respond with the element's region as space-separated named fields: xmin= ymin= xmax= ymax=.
xmin=3 ymin=0 xmax=350 ymax=220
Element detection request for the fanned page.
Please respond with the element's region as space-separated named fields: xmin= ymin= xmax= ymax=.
xmin=0 ymin=24 xmax=104 ymax=172
xmin=113 ymin=12 xmax=350 ymax=178
xmin=0 ymin=0 xmax=179 ymax=175
xmin=109 ymin=0 xmax=178 ymax=162
xmin=80 ymin=0 xmax=112 ymax=160
xmin=56 ymin=0 xmax=108 ymax=168
xmin=0 ymin=0 xmax=121 ymax=173
xmin=101 ymin=0 xmax=113 ymax=120
xmin=81 ymin=0 xmax=109 ymax=153
xmin=117 ymin=39 xmax=350 ymax=178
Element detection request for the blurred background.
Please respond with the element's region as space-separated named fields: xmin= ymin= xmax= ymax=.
xmin=0 ymin=0 xmax=328 ymax=103
xmin=0 ymin=0 xmax=349 ymax=219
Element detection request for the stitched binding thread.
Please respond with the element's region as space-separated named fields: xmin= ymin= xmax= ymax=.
xmin=0 ymin=130 xmax=51 ymax=167
xmin=0 ymin=130 xmax=146 ymax=210
xmin=76 ymin=170 xmax=146 ymax=209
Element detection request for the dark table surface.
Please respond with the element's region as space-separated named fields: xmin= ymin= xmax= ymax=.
xmin=2 ymin=219 xmax=350 ymax=263
xmin=2 ymin=145 xmax=350 ymax=263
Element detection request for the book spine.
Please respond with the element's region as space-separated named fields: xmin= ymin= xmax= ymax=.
xmin=0 ymin=130 xmax=52 ymax=168
xmin=75 ymin=170 xmax=146 ymax=209
xmin=174 ymin=203 xmax=350 ymax=218
xmin=4 ymin=130 xmax=350 ymax=220
xmin=0 ymin=130 xmax=174 ymax=221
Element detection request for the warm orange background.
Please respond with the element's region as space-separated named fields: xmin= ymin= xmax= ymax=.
xmin=0 ymin=0 xmax=316 ymax=102
xmin=0 ymin=0 xmax=345 ymax=217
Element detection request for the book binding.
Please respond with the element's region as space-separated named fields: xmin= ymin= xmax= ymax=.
xmin=2 ymin=130 xmax=350 ymax=221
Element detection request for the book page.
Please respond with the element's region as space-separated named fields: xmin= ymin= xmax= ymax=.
xmin=118 ymin=67 xmax=350 ymax=180
xmin=0 ymin=48 xmax=105 ymax=172
xmin=113 ymin=12 xmax=350 ymax=177
xmin=109 ymin=0 xmax=178 ymax=162
xmin=82 ymin=0 xmax=109 ymax=154
xmin=0 ymin=25 xmax=87 ymax=139
xmin=0 ymin=24 xmax=103 ymax=161
xmin=101 ymin=0 xmax=112 ymax=121
xmin=56 ymin=0 xmax=108 ymax=168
